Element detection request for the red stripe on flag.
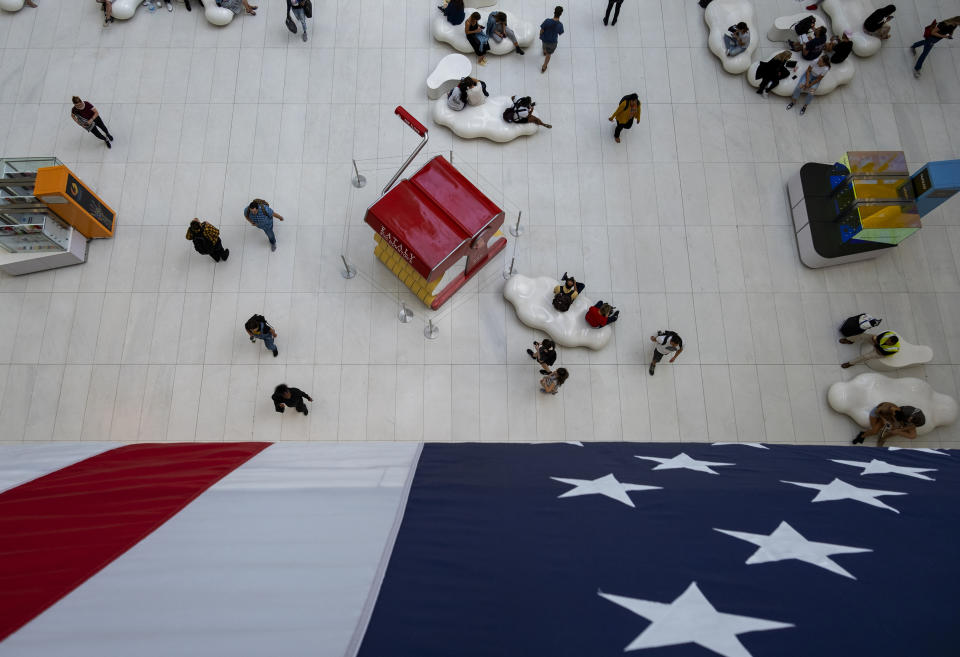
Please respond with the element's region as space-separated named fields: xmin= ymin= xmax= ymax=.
xmin=0 ymin=442 xmax=270 ymax=642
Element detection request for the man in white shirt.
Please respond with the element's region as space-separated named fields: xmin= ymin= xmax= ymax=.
xmin=649 ymin=330 xmax=683 ymax=376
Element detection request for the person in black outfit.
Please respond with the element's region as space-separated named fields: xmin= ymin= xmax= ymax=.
xmin=827 ymin=31 xmax=854 ymax=64
xmin=185 ymin=219 xmax=229 ymax=262
xmin=603 ymin=0 xmax=623 ymax=26
xmin=863 ymin=4 xmax=895 ymax=39
xmin=799 ymin=26 xmax=827 ymax=60
xmin=527 ymin=338 xmax=557 ymax=375
xmin=755 ymin=51 xmax=795 ymax=95
xmin=272 ymin=384 xmax=313 ymax=415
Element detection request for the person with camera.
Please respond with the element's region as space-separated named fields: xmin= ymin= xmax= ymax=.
xmin=244 ymin=199 xmax=284 ymax=252
xmin=527 ymin=338 xmax=557 ymax=375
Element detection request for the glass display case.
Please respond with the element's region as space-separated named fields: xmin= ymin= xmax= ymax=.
xmin=0 ymin=158 xmax=74 ymax=254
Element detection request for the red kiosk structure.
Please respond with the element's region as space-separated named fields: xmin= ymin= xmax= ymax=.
xmin=363 ymin=107 xmax=507 ymax=310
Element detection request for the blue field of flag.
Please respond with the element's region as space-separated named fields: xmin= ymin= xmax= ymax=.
xmin=357 ymin=442 xmax=960 ymax=657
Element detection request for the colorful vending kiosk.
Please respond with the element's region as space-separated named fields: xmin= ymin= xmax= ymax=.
xmin=0 ymin=158 xmax=115 ymax=275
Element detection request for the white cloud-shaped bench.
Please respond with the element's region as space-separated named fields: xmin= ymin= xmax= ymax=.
xmin=503 ymin=274 xmax=613 ymax=350
xmin=0 ymin=0 xmax=25 ymax=11
xmin=203 ymin=2 xmax=235 ymax=26
xmin=704 ymin=0 xmax=758 ymax=74
xmin=747 ymin=54 xmax=854 ymax=96
xmin=432 ymin=9 xmax=535 ymax=56
xmin=767 ymin=13 xmax=815 ymax=42
xmin=822 ymin=0 xmax=882 ymax=57
xmin=110 ymin=0 xmax=140 ymax=19
xmin=828 ymin=373 xmax=958 ymax=436
xmin=431 ymin=95 xmax=537 ymax=142
xmin=427 ymin=54 xmax=473 ymax=100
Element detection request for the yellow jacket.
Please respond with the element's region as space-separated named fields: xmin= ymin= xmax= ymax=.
xmin=609 ymin=99 xmax=641 ymax=124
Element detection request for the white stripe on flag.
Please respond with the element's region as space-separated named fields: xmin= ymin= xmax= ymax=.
xmin=0 ymin=442 xmax=420 ymax=657
xmin=0 ymin=443 xmax=119 ymax=494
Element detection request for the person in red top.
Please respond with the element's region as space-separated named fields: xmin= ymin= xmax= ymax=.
xmin=585 ymin=301 xmax=619 ymax=328
xmin=70 ymin=96 xmax=114 ymax=148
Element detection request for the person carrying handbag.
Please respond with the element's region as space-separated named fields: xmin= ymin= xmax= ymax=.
xmin=287 ymin=0 xmax=310 ymax=42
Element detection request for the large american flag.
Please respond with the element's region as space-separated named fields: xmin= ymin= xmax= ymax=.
xmin=0 ymin=442 xmax=956 ymax=657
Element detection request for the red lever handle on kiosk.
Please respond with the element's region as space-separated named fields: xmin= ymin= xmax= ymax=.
xmin=395 ymin=106 xmax=428 ymax=137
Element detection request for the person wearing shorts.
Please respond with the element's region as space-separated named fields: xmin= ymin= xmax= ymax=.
xmin=539 ymin=6 xmax=564 ymax=73
xmin=649 ymin=330 xmax=683 ymax=376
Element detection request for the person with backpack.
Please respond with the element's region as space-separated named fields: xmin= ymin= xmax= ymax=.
xmin=840 ymin=330 xmax=900 ymax=368
xmin=502 ymin=95 xmax=552 ymax=128
xmin=608 ymin=93 xmax=641 ymax=143
xmin=287 ymin=0 xmax=310 ymax=42
xmin=787 ymin=15 xmax=815 ymax=51
xmin=863 ymin=4 xmax=895 ymax=40
xmin=838 ymin=313 xmax=882 ymax=339
xmin=649 ymin=330 xmax=682 ymax=376
xmin=464 ymin=12 xmax=490 ymax=66
xmin=245 ymin=314 xmax=279 ymax=357
xmin=185 ymin=219 xmax=229 ymax=262
xmin=852 ymin=403 xmax=925 ymax=446
xmin=539 ymin=6 xmax=564 ymax=73
xmin=527 ymin=338 xmax=557 ymax=375
xmin=552 ymin=272 xmax=584 ymax=312
xmin=486 ymin=11 xmax=524 ymax=54
xmin=786 ymin=55 xmax=830 ymax=116
xmin=244 ymin=198 xmax=284 ymax=252
xmin=911 ymin=17 xmax=959 ymax=78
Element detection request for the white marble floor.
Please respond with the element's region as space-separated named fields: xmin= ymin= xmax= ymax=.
xmin=0 ymin=0 xmax=959 ymax=446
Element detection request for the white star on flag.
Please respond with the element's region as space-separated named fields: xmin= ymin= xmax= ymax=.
xmin=782 ymin=478 xmax=907 ymax=513
xmin=831 ymin=458 xmax=936 ymax=481
xmin=550 ymin=474 xmax=661 ymax=507
xmin=712 ymin=443 xmax=769 ymax=449
xmin=599 ymin=582 xmax=793 ymax=657
xmin=888 ymin=447 xmax=949 ymax=456
xmin=635 ymin=453 xmax=734 ymax=475
xmin=714 ymin=521 xmax=872 ymax=579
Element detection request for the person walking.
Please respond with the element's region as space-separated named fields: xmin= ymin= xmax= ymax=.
xmin=602 ymin=0 xmax=622 ymax=26
xmin=244 ymin=198 xmax=284 ymax=252
xmin=608 ymin=93 xmax=641 ymax=143
xmin=245 ymin=314 xmax=279 ymax=357
xmin=287 ymin=0 xmax=309 ymax=42
xmin=527 ymin=338 xmax=557 ymax=375
xmin=539 ymin=366 xmax=569 ymax=395
xmin=185 ymin=219 xmax=229 ymax=262
xmin=840 ymin=330 xmax=900 ymax=368
xmin=70 ymin=96 xmax=114 ymax=148
xmin=838 ymin=312 xmax=882 ymax=339
xmin=649 ymin=330 xmax=683 ymax=376
xmin=851 ymin=403 xmax=925 ymax=446
xmin=911 ymin=17 xmax=958 ymax=78
xmin=539 ymin=6 xmax=564 ymax=73
xmin=786 ymin=55 xmax=830 ymax=116
xmin=272 ymin=384 xmax=313 ymax=415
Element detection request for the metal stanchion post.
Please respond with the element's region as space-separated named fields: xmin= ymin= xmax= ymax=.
xmin=424 ymin=318 xmax=439 ymax=339
xmin=509 ymin=211 xmax=524 ymax=237
xmin=398 ymin=302 xmax=413 ymax=323
xmin=340 ymin=255 xmax=357 ymax=279
xmin=351 ymin=159 xmax=367 ymax=188
xmin=502 ymin=256 xmax=517 ymax=280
